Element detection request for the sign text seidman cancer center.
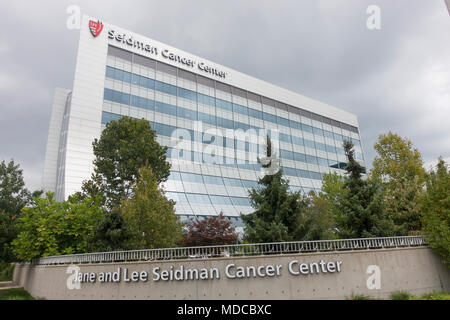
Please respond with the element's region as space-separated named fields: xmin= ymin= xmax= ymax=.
xmin=42 ymin=15 xmax=365 ymax=228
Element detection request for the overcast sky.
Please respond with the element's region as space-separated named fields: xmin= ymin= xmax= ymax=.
xmin=0 ymin=0 xmax=449 ymax=191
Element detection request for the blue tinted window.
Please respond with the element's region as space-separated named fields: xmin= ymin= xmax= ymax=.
xmin=298 ymin=170 xmax=311 ymax=179
xmin=248 ymin=108 xmax=263 ymax=119
xmin=121 ymin=92 xmax=130 ymax=105
xmin=187 ymin=193 xmax=211 ymax=204
xmin=210 ymin=195 xmax=232 ymax=205
xmin=178 ymin=87 xmax=197 ymax=101
xmin=315 ymin=142 xmax=327 ymax=152
xmin=279 ymin=133 xmax=291 ymax=143
xmin=310 ymin=172 xmax=322 ymax=180
xmin=230 ymin=197 xmax=251 ymax=207
xmin=234 ymin=121 xmax=249 ymax=131
xmin=233 ymin=104 xmax=248 ymax=116
xmin=292 ymin=136 xmax=304 ymax=147
xmin=283 ymin=167 xmax=298 ymax=177
xmin=104 ymin=88 xmax=113 ymax=101
xmin=302 ymin=124 xmax=313 ymax=133
xmin=304 ymin=139 xmax=315 ymax=149
xmin=156 ymin=101 xmax=177 ymax=116
xmin=223 ymin=177 xmax=242 ymax=187
xmin=324 ymin=130 xmax=334 ymax=139
xmin=242 ymin=180 xmax=258 ymax=188
xmin=198 ymin=93 xmax=215 ymax=106
xmin=106 ymin=66 xmax=115 ymax=79
xmin=198 ymin=112 xmax=216 ymax=126
xmin=280 ymin=150 xmax=294 ymax=160
xmin=155 ymin=81 xmax=177 ymax=96
xmin=131 ymin=74 xmax=139 ymax=85
xmin=263 ymin=112 xmax=277 ymax=124
xmin=293 ymin=152 xmax=306 ymax=162
xmin=203 ymin=175 xmax=224 ymax=185
xmin=181 ymin=172 xmax=203 ymax=184
xmin=169 ymin=171 xmax=181 ymax=180
xmin=318 ymin=157 xmax=329 ymax=167
xmin=216 ymin=99 xmax=232 ymax=111
xmin=217 ymin=117 xmax=234 ymax=129
xmin=290 ymin=120 xmax=302 ymax=130
xmin=166 ymin=192 xmax=188 ymax=203
xmin=306 ymin=155 xmax=318 ymax=165
xmin=123 ymin=71 xmax=131 ymax=83
xmin=277 ymin=116 xmax=290 ymax=127
xmin=313 ymin=127 xmax=323 ymax=136
xmin=177 ymin=107 xmax=197 ymax=121
xmin=326 ymin=144 xmax=336 ymax=154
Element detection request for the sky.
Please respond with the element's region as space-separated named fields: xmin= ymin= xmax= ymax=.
xmin=0 ymin=0 xmax=449 ymax=192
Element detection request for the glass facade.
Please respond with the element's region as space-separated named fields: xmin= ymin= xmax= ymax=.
xmin=100 ymin=45 xmax=365 ymax=227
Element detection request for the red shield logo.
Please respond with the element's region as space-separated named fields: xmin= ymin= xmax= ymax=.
xmin=89 ymin=20 xmax=104 ymax=37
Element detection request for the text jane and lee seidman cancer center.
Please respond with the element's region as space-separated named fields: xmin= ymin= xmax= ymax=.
xmin=42 ymin=16 xmax=365 ymax=231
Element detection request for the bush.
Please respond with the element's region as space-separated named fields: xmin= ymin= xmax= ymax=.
xmin=0 ymin=288 xmax=34 ymax=300
xmin=390 ymin=291 xmax=417 ymax=300
xmin=0 ymin=262 xmax=14 ymax=282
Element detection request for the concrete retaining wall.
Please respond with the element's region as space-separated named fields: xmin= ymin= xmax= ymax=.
xmin=13 ymin=247 xmax=450 ymax=300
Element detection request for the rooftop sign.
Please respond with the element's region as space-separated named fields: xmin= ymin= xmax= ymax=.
xmin=88 ymin=19 xmax=227 ymax=79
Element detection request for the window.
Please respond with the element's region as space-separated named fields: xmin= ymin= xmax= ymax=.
xmin=216 ymin=98 xmax=233 ymax=111
xmin=233 ymin=103 xmax=248 ymax=116
xmin=263 ymin=112 xmax=277 ymax=124
xmin=178 ymin=87 xmax=197 ymax=101
xmin=248 ymin=108 xmax=263 ymax=119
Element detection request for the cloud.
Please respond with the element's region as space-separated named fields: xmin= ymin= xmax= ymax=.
xmin=0 ymin=0 xmax=449 ymax=191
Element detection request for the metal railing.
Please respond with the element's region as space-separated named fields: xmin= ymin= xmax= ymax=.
xmin=31 ymin=236 xmax=426 ymax=265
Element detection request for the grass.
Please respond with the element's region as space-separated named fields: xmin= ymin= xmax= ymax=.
xmin=0 ymin=288 xmax=34 ymax=300
xmin=390 ymin=290 xmax=418 ymax=300
xmin=0 ymin=263 xmax=14 ymax=282
xmin=349 ymin=291 xmax=450 ymax=300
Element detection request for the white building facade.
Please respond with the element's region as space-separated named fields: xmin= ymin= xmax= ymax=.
xmin=43 ymin=15 xmax=365 ymax=227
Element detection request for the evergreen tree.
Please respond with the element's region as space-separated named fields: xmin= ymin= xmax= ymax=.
xmin=241 ymin=136 xmax=307 ymax=243
xmin=88 ymin=207 xmax=131 ymax=252
xmin=336 ymin=141 xmax=395 ymax=238
xmin=420 ymin=158 xmax=450 ymax=266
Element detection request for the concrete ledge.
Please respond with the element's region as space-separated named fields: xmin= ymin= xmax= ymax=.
xmin=13 ymin=247 xmax=450 ymax=300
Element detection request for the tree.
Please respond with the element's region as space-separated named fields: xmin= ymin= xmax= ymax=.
xmin=420 ymin=158 xmax=450 ymax=266
xmin=295 ymin=193 xmax=338 ymax=241
xmin=121 ymin=166 xmax=183 ymax=249
xmin=241 ymin=136 xmax=308 ymax=243
xmin=319 ymin=172 xmax=347 ymax=226
xmin=12 ymin=193 xmax=103 ymax=261
xmin=0 ymin=160 xmax=32 ymax=216
xmin=371 ymin=132 xmax=426 ymax=234
xmin=83 ymin=116 xmax=171 ymax=209
xmin=336 ymin=141 xmax=395 ymax=238
xmin=88 ymin=207 xmax=132 ymax=252
xmin=0 ymin=210 xmax=17 ymax=262
xmin=0 ymin=160 xmax=38 ymax=262
xmin=180 ymin=212 xmax=239 ymax=247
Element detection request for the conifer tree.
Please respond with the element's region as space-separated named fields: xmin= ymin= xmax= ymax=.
xmin=336 ymin=141 xmax=395 ymax=238
xmin=241 ymin=136 xmax=307 ymax=243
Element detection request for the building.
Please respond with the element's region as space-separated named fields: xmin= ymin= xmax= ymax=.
xmin=42 ymin=15 xmax=365 ymax=229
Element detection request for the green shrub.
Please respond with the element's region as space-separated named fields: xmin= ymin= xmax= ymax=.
xmin=0 ymin=262 xmax=14 ymax=282
xmin=421 ymin=292 xmax=450 ymax=300
xmin=0 ymin=288 xmax=34 ymax=300
xmin=390 ymin=290 xmax=417 ymax=300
